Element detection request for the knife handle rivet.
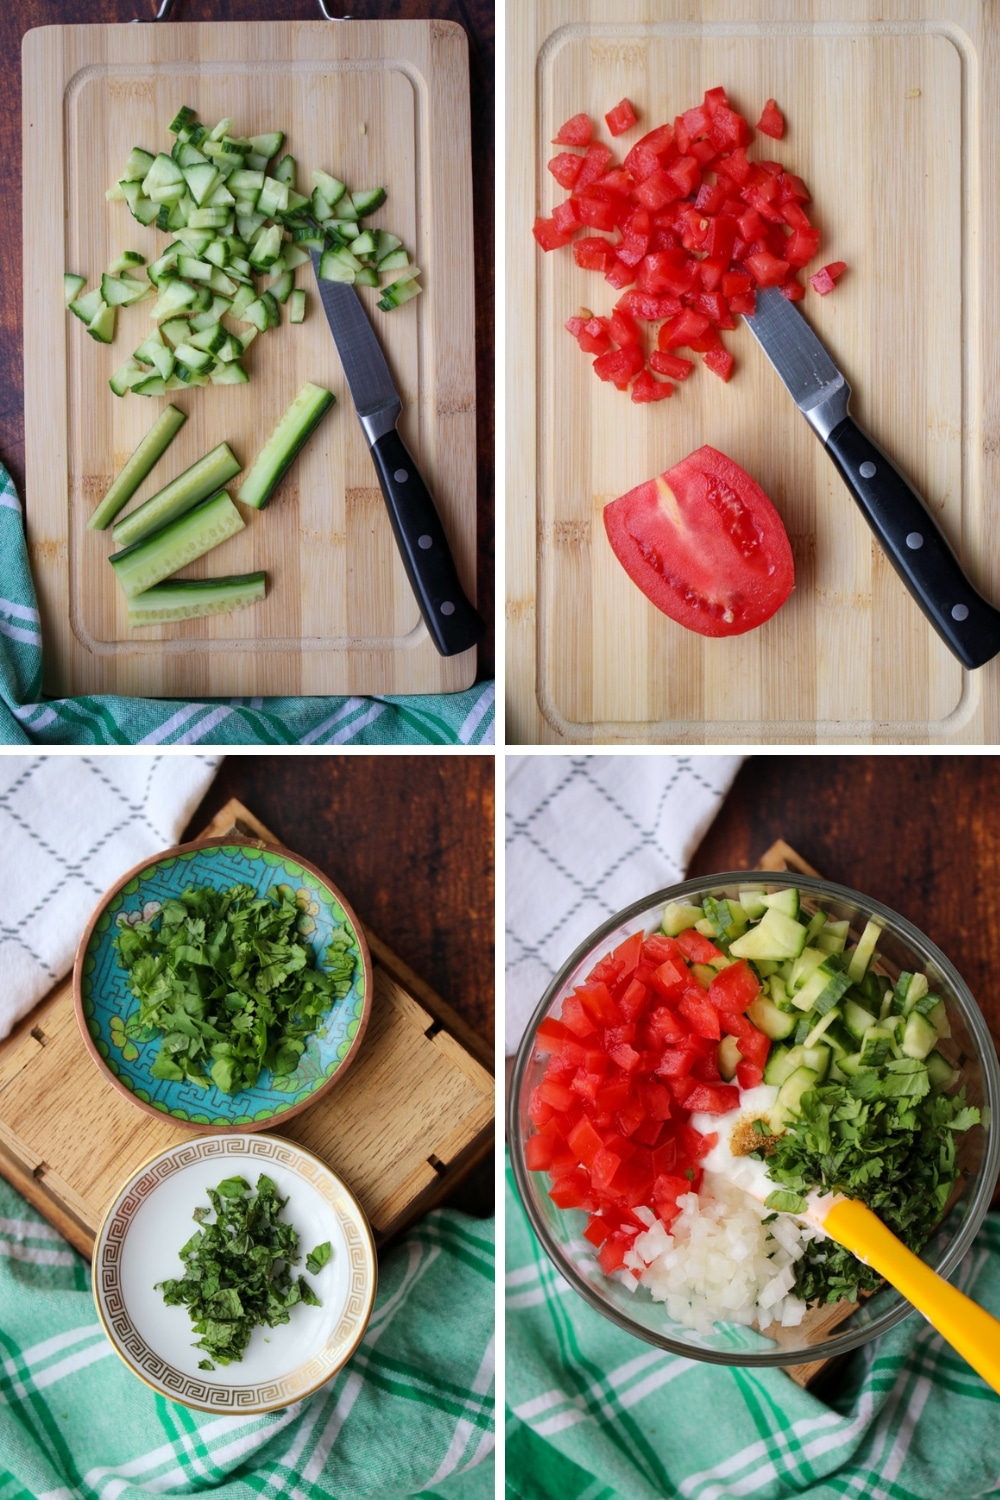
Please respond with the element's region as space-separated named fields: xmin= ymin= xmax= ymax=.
xmin=859 ymin=460 xmax=877 ymax=478
xmin=952 ymin=604 xmax=970 ymax=622
xmin=418 ymin=534 xmax=433 ymax=550
xmin=394 ymin=467 xmax=409 ymax=483
xmin=906 ymin=532 xmax=924 ymax=550
xmin=440 ymin=601 xmax=456 ymax=616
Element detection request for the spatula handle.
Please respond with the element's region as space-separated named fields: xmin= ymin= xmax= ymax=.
xmin=824 ymin=1198 xmax=1000 ymax=1393
xmin=824 ymin=417 xmax=1000 ymax=669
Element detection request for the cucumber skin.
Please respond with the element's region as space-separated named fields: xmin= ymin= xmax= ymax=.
xmin=237 ymin=383 xmax=335 ymax=510
xmin=127 ymin=571 xmax=265 ymax=625
xmin=112 ymin=441 xmax=241 ymax=548
xmin=109 ymin=490 xmax=245 ymax=598
xmin=87 ymin=405 xmax=187 ymax=531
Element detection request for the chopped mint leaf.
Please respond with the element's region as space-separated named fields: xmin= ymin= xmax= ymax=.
xmin=305 ymin=1240 xmax=332 ymax=1275
xmin=155 ymin=1173 xmax=323 ymax=1365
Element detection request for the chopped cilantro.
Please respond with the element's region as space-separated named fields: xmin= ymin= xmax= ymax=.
xmin=113 ymin=883 xmax=357 ymax=1093
xmin=156 ymin=1174 xmax=324 ymax=1365
xmin=767 ymin=1071 xmax=980 ymax=1303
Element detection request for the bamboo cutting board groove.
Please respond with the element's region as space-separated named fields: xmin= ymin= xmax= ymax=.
xmin=507 ymin=0 xmax=1000 ymax=744
xmin=23 ymin=21 xmax=477 ymax=698
xmin=0 ymin=799 xmax=494 ymax=1258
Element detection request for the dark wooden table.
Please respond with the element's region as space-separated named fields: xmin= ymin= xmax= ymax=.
xmin=690 ymin=753 xmax=1000 ymax=1211
xmin=0 ymin=0 xmax=494 ymax=678
xmin=186 ymin=753 xmax=495 ymax=1214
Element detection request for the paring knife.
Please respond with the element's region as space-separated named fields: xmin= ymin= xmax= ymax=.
xmin=310 ymin=251 xmax=484 ymax=657
xmin=746 ymin=286 xmax=1000 ymax=670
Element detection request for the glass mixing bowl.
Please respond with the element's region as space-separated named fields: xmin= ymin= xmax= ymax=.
xmin=508 ymin=871 xmax=1000 ymax=1366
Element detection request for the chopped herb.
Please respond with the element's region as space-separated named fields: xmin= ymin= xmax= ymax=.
xmin=155 ymin=1173 xmax=323 ymax=1365
xmin=752 ymin=1118 xmax=770 ymax=1135
xmin=764 ymin=1188 xmax=809 ymax=1215
xmin=766 ymin=1070 xmax=980 ymax=1302
xmin=113 ymin=882 xmax=357 ymax=1093
xmin=305 ymin=1241 xmax=332 ymax=1274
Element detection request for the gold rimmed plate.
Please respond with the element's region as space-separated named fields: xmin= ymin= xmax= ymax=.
xmin=93 ymin=1133 xmax=377 ymax=1413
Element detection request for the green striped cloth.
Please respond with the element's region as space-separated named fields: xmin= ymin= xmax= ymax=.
xmin=0 ymin=1176 xmax=494 ymax=1498
xmin=0 ymin=464 xmax=493 ymax=745
xmin=506 ymin=1154 xmax=1000 ymax=1500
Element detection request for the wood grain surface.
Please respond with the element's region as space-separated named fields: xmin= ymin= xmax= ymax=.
xmin=26 ymin=20 xmax=475 ymax=697
xmin=0 ymin=795 xmax=494 ymax=1257
xmin=0 ymin=0 xmax=493 ymax=684
xmin=507 ymin=0 xmax=1000 ymax=744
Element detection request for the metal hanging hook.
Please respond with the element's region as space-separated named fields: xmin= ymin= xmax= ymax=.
xmin=131 ymin=0 xmax=178 ymax=19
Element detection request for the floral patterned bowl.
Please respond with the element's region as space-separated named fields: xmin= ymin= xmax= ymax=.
xmin=73 ymin=836 xmax=372 ymax=1131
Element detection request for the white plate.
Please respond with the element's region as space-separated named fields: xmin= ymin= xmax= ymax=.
xmin=93 ymin=1134 xmax=377 ymax=1413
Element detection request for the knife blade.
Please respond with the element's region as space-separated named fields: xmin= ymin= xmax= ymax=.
xmin=746 ymin=285 xmax=1000 ymax=670
xmin=310 ymin=251 xmax=484 ymax=658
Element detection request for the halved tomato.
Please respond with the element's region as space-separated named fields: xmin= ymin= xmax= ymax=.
xmin=602 ymin=445 xmax=794 ymax=636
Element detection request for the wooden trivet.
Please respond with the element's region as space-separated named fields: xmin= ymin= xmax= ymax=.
xmin=0 ymin=799 xmax=494 ymax=1258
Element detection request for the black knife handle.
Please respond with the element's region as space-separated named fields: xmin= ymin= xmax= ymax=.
xmin=369 ymin=426 xmax=485 ymax=657
xmin=825 ymin=416 xmax=1000 ymax=670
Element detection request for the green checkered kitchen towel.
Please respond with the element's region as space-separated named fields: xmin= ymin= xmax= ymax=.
xmin=505 ymin=1153 xmax=1000 ymax=1500
xmin=0 ymin=463 xmax=494 ymax=745
xmin=0 ymin=1177 xmax=494 ymax=1499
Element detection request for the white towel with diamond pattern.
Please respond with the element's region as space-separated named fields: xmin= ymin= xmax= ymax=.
xmin=505 ymin=755 xmax=743 ymax=1054
xmin=0 ymin=755 xmax=222 ymax=1036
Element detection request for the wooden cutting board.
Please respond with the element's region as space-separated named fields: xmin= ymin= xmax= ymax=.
xmin=0 ymin=798 xmax=494 ymax=1258
xmin=507 ymin=0 xmax=1000 ymax=744
xmin=23 ymin=21 xmax=477 ymax=698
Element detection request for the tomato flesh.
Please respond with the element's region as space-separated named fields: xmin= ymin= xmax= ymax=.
xmin=603 ymin=445 xmax=794 ymax=636
xmin=536 ymin=87 xmax=846 ymax=399
xmin=525 ymin=923 xmax=773 ymax=1266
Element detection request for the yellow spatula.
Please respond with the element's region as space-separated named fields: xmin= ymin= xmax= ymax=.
xmin=809 ymin=1193 xmax=1000 ymax=1393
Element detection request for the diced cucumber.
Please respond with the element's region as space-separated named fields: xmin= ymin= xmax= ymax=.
xmin=760 ymin=887 xmax=800 ymax=919
xmin=109 ymin=490 xmax=245 ymax=599
xmin=109 ymin=358 xmax=150 ymax=397
xmin=168 ymin=105 xmax=198 ymax=134
xmin=746 ymin=995 xmax=797 ymax=1041
xmin=901 ymin=973 xmax=930 ymax=1013
xmin=127 ymin=572 xmax=265 ymax=627
xmin=802 ymin=1007 xmax=842 ymax=1050
xmin=377 ymin=272 xmax=422 ymax=311
xmin=288 ymin=289 xmax=306 ymax=324
xmin=120 ymin=146 xmax=156 ymax=182
xmin=790 ymin=964 xmax=852 ymax=1015
xmin=843 ymin=997 xmax=878 ymax=1040
xmin=312 ymin=169 xmax=346 ymax=207
xmin=69 ymin=288 xmax=105 ymax=325
xmin=151 ymin=279 xmax=199 ymax=320
xmin=172 ymin=342 xmax=215 ymax=374
xmin=729 ymin=906 xmax=808 ymax=962
xmin=902 ymin=1011 xmax=939 ymax=1061
xmin=787 ymin=946 xmax=829 ymax=992
xmin=88 ymin=405 xmax=187 ymax=530
xmin=771 ymin=1065 xmax=819 ymax=1130
xmin=926 ymin=1049 xmax=959 ymax=1091
xmin=718 ymin=1035 xmax=742 ymax=1082
xmin=209 ymin=362 xmax=249 ymax=385
xmin=268 ymin=270 xmax=294 ymax=304
xmin=100 ymin=272 xmax=151 ymax=308
xmin=112 ymin=442 xmax=241 ymax=548
xmin=352 ymin=186 xmax=387 ymax=216
xmin=859 ymin=1026 xmax=896 ymax=1067
xmin=763 ymin=1044 xmax=795 ymax=1088
xmin=248 ymin=132 xmax=284 ymax=159
xmin=816 ymin=919 xmax=849 ymax=955
xmin=351 ymin=229 xmax=378 ymax=259
xmin=64 ymin=273 xmax=87 ymax=306
xmin=236 ymin=383 xmax=335 ymax=510
xmin=662 ymin=902 xmax=703 ymax=937
xmin=847 ymin=918 xmax=883 ymax=984
xmin=803 ymin=909 xmax=828 ymax=945
xmin=87 ymin=301 xmax=117 ymax=344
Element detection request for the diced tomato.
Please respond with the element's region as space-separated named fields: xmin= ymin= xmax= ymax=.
xmin=549 ymin=1170 xmax=593 ymax=1210
xmin=678 ymin=991 xmax=722 ymax=1040
xmin=609 ymin=308 xmax=642 ymax=346
xmin=649 ymin=350 xmax=693 ymax=381
xmin=606 ymin=98 xmax=639 ymax=137
xmin=756 ymin=98 xmax=785 ymax=139
xmin=684 ymin=1082 xmax=740 ymax=1113
xmin=598 ymin=1231 xmax=632 ymax=1274
xmin=584 ymin=1214 xmax=611 ymax=1247
xmin=553 ymin=113 xmax=593 ymax=147
xmin=780 ymin=279 xmax=805 ymax=301
xmin=576 ymin=980 xmax=620 ymax=1026
xmin=560 ymin=995 xmax=597 ymax=1038
xmin=608 ymin=1041 xmax=642 ymax=1072
xmin=574 ymin=193 xmax=620 ymax=233
xmin=532 ymin=215 xmax=575 ymax=252
xmin=550 ymin=199 xmax=583 ymax=236
xmin=631 ymin=370 xmax=673 ymax=402
xmin=615 ymin=290 xmax=683 ymax=321
xmin=736 ymin=1059 xmax=764 ymax=1090
xmin=605 ymin=257 xmax=639 ymax=290
xmin=708 ymin=959 xmax=760 ymax=1015
xmin=745 ymin=250 xmax=791 ymax=287
xmin=809 ymin=261 xmax=847 ymax=295
xmin=675 ymin=930 xmax=723 ymax=963
xmin=534 ymin=1016 xmax=571 ymax=1053
xmin=548 ymin=151 xmax=584 ymax=189
xmin=567 ymin=1115 xmax=604 ymax=1168
xmin=593 ymin=343 xmax=645 ymax=388
xmin=571 ymin=237 xmax=612 ymax=273
xmin=575 ymin=142 xmax=614 ymax=191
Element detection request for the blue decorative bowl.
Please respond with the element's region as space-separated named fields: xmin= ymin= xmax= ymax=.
xmin=73 ymin=837 xmax=372 ymax=1132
